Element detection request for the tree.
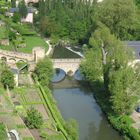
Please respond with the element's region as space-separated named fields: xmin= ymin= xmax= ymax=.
xmin=96 ymin=0 xmax=140 ymax=40
xmin=25 ymin=107 xmax=43 ymax=129
xmin=18 ymin=0 xmax=27 ymax=18
xmin=80 ymin=46 xmax=102 ymax=82
xmin=80 ymin=24 xmax=139 ymax=116
xmin=34 ymin=57 xmax=53 ymax=86
xmin=37 ymin=0 xmax=96 ymax=44
xmin=108 ymin=64 xmax=140 ymax=115
xmin=1 ymin=69 xmax=15 ymax=89
xmin=11 ymin=0 xmax=16 ymax=8
xmin=12 ymin=12 xmax=20 ymax=23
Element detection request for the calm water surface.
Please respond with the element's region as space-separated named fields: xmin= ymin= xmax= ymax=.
xmin=51 ymin=70 xmax=123 ymax=140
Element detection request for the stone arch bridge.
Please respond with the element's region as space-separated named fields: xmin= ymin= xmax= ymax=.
xmin=0 ymin=49 xmax=82 ymax=73
xmin=52 ymin=59 xmax=82 ymax=74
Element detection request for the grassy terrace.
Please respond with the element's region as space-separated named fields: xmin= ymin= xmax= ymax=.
xmin=0 ymin=123 xmax=7 ymax=139
xmin=0 ymin=16 xmax=48 ymax=54
xmin=35 ymin=79 xmax=69 ymax=140
xmin=17 ymin=36 xmax=48 ymax=54
xmin=0 ymin=26 xmax=7 ymax=39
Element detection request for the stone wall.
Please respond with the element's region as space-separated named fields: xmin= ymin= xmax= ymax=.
xmin=52 ymin=59 xmax=81 ymax=74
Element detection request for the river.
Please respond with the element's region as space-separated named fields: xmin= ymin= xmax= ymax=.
xmin=51 ymin=70 xmax=123 ymax=140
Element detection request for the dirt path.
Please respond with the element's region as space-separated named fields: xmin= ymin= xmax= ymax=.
xmin=131 ymin=111 xmax=140 ymax=131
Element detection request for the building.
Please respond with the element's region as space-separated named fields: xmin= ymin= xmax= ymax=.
xmin=126 ymin=41 xmax=140 ymax=60
xmin=7 ymin=7 xmax=33 ymax=23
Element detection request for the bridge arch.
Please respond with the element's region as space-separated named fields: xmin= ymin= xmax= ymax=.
xmin=17 ymin=59 xmax=27 ymax=63
xmin=8 ymin=58 xmax=16 ymax=64
xmin=1 ymin=56 xmax=7 ymax=62
xmin=51 ymin=68 xmax=66 ymax=82
xmin=52 ymin=58 xmax=81 ymax=76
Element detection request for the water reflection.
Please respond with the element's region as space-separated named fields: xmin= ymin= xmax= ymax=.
xmin=51 ymin=68 xmax=66 ymax=82
xmin=51 ymin=74 xmax=123 ymax=140
xmin=74 ymin=70 xmax=84 ymax=81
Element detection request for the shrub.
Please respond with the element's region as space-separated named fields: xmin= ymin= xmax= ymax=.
xmin=25 ymin=107 xmax=43 ymax=129
xmin=1 ymin=69 xmax=15 ymax=89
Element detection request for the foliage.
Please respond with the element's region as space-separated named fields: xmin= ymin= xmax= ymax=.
xmin=1 ymin=69 xmax=15 ymax=89
xmin=0 ymin=123 xmax=7 ymax=140
xmin=12 ymin=12 xmax=21 ymax=23
xmin=11 ymin=0 xmax=16 ymax=8
xmin=96 ymin=0 xmax=140 ymax=40
xmin=18 ymin=0 xmax=28 ymax=18
xmin=109 ymin=115 xmax=140 ymax=140
xmin=37 ymin=0 xmax=97 ymax=44
xmin=34 ymin=57 xmax=53 ymax=86
xmin=65 ymin=119 xmax=78 ymax=140
xmin=80 ymin=47 xmax=102 ymax=82
xmin=109 ymin=65 xmax=140 ymax=115
xmin=25 ymin=107 xmax=43 ymax=129
xmin=36 ymin=80 xmax=69 ymax=139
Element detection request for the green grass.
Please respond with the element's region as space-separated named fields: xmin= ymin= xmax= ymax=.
xmin=17 ymin=36 xmax=48 ymax=53
xmin=36 ymin=80 xmax=69 ymax=140
xmin=0 ymin=26 xmax=7 ymax=39
xmin=0 ymin=123 xmax=7 ymax=140
xmin=47 ymin=134 xmax=65 ymax=140
xmin=0 ymin=44 xmax=14 ymax=51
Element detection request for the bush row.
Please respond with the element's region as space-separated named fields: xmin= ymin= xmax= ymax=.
xmin=93 ymin=84 xmax=140 ymax=140
xmin=35 ymin=79 xmax=69 ymax=140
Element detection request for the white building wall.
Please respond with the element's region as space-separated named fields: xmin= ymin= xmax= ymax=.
xmin=21 ymin=13 xmax=33 ymax=23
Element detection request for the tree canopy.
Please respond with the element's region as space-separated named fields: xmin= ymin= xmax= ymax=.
xmin=96 ymin=0 xmax=140 ymax=40
xmin=1 ymin=69 xmax=15 ymax=89
xmin=34 ymin=57 xmax=53 ymax=86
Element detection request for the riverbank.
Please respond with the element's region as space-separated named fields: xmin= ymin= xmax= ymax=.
xmin=90 ymin=81 xmax=140 ymax=140
xmin=52 ymin=77 xmax=123 ymax=140
xmin=34 ymin=77 xmax=78 ymax=140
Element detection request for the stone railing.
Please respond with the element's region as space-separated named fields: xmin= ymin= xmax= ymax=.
xmin=0 ymin=49 xmax=33 ymax=61
xmin=52 ymin=58 xmax=82 ymax=63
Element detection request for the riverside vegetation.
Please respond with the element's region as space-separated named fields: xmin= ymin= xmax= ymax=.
xmin=1 ymin=0 xmax=140 ymax=139
xmin=36 ymin=0 xmax=140 ymax=140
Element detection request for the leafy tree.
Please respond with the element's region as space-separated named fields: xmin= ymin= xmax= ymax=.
xmin=86 ymin=23 xmax=129 ymax=89
xmin=1 ymin=69 xmax=15 ymax=89
xmin=96 ymin=0 xmax=140 ymax=40
xmin=25 ymin=107 xmax=43 ymax=129
xmin=108 ymin=66 xmax=140 ymax=115
xmin=11 ymin=0 xmax=16 ymax=8
xmin=37 ymin=0 xmax=96 ymax=44
xmin=18 ymin=0 xmax=27 ymax=18
xmin=12 ymin=12 xmax=20 ymax=23
xmin=80 ymin=24 xmax=139 ymax=115
xmin=34 ymin=57 xmax=53 ymax=86
xmin=80 ymin=47 xmax=102 ymax=82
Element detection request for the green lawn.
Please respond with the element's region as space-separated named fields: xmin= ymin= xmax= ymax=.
xmin=0 ymin=44 xmax=14 ymax=51
xmin=0 ymin=123 xmax=7 ymax=140
xmin=17 ymin=36 xmax=48 ymax=54
xmin=0 ymin=26 xmax=7 ymax=39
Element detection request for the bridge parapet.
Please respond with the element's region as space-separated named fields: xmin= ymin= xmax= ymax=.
xmin=52 ymin=58 xmax=82 ymax=74
xmin=52 ymin=58 xmax=81 ymax=63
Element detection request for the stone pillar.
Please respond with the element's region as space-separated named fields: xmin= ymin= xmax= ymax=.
xmin=32 ymin=47 xmax=45 ymax=63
